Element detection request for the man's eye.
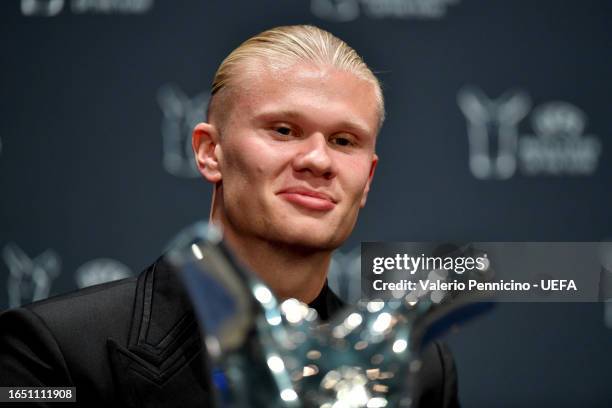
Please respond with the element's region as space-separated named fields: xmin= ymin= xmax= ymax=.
xmin=331 ymin=135 xmax=354 ymax=147
xmin=275 ymin=126 xmax=293 ymax=136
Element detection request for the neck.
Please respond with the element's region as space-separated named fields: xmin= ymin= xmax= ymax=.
xmin=210 ymin=205 xmax=330 ymax=303
xmin=226 ymin=232 xmax=330 ymax=303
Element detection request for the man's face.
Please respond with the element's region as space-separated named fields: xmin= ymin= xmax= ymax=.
xmin=210 ymin=63 xmax=379 ymax=250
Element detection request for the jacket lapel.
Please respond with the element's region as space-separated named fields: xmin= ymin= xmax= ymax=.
xmin=106 ymin=257 xmax=345 ymax=407
xmin=107 ymin=258 xmax=212 ymax=407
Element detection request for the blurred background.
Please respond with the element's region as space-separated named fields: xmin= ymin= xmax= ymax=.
xmin=1 ymin=1 xmax=611 ymax=406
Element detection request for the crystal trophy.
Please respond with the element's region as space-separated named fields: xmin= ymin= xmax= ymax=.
xmin=165 ymin=223 xmax=493 ymax=407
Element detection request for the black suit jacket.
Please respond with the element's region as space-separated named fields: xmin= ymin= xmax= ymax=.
xmin=0 ymin=258 xmax=459 ymax=407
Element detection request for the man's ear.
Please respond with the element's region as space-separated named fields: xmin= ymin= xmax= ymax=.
xmin=360 ymin=153 xmax=378 ymax=208
xmin=192 ymin=122 xmax=222 ymax=183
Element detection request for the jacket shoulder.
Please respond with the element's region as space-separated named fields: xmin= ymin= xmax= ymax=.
xmin=0 ymin=277 xmax=138 ymax=390
xmin=25 ymin=276 xmax=138 ymax=339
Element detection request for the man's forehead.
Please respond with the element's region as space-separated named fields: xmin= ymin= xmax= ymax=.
xmin=230 ymin=60 xmax=370 ymax=93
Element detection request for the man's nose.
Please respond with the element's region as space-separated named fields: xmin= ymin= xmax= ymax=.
xmin=292 ymin=133 xmax=337 ymax=179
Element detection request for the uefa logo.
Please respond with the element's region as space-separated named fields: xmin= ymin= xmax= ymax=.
xmin=519 ymin=102 xmax=601 ymax=175
xmin=458 ymin=86 xmax=602 ymax=179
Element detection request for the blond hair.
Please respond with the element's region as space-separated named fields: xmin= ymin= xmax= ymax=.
xmin=209 ymin=25 xmax=385 ymax=128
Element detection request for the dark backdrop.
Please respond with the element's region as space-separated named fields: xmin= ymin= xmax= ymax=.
xmin=1 ymin=1 xmax=611 ymax=406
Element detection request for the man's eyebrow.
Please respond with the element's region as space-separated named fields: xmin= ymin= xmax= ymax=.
xmin=253 ymin=109 xmax=374 ymax=136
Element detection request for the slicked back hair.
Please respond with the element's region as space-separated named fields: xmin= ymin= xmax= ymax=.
xmin=208 ymin=25 xmax=385 ymax=129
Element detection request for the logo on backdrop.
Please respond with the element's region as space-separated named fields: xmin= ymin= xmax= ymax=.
xmin=21 ymin=0 xmax=153 ymax=16
xmin=157 ymin=84 xmax=210 ymax=178
xmin=457 ymin=86 xmax=531 ymax=179
xmin=2 ymin=243 xmax=61 ymax=308
xmin=328 ymin=247 xmax=361 ymax=304
xmin=75 ymin=258 xmax=132 ymax=289
xmin=2 ymin=243 xmax=134 ymax=308
xmin=520 ymin=102 xmax=601 ymax=175
xmin=21 ymin=0 xmax=64 ymax=16
xmin=311 ymin=0 xmax=460 ymax=21
xmin=458 ymin=86 xmax=602 ymax=179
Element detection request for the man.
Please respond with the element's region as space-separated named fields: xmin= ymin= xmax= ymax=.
xmin=0 ymin=25 xmax=458 ymax=407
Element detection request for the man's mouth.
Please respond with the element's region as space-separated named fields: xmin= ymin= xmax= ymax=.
xmin=277 ymin=188 xmax=337 ymax=211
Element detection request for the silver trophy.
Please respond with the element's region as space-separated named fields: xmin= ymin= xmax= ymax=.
xmin=166 ymin=224 xmax=493 ymax=407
